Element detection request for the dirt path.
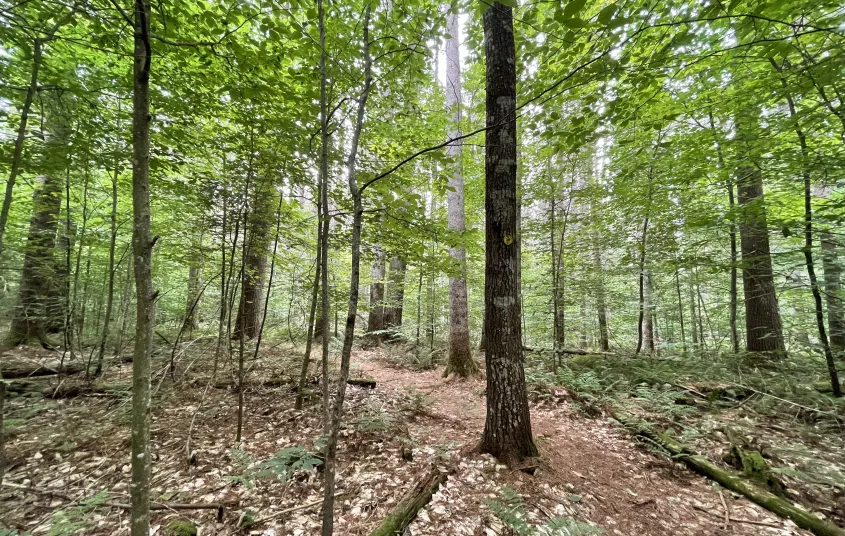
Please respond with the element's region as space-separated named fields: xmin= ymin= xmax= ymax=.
xmin=356 ymin=349 xmax=811 ymax=536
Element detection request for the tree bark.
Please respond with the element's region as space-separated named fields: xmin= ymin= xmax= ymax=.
xmin=736 ymin=166 xmax=786 ymax=357
xmin=821 ymin=231 xmax=845 ymax=356
xmin=444 ymin=4 xmax=475 ymax=377
xmin=636 ymin=216 xmax=649 ymax=355
xmin=383 ymin=256 xmax=407 ymax=332
xmin=479 ymin=1 xmax=536 ymax=466
xmin=7 ymin=175 xmax=65 ymax=347
xmin=643 ymin=269 xmax=655 ymax=353
xmin=129 ymin=1 xmax=154 ymax=533
xmin=366 ymin=248 xmax=386 ymax=334
xmin=321 ymin=8 xmax=372 ymax=534
xmin=775 ymin=64 xmax=841 ymax=395
xmin=593 ymin=237 xmax=609 ymax=352
xmin=95 ymin=163 xmax=119 ymax=376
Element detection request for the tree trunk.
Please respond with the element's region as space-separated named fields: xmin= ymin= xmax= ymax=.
xmin=822 ymin=231 xmax=845 ymax=357
xmin=776 ymin=67 xmax=840 ymax=395
xmin=7 ymin=176 xmax=63 ymax=347
xmin=233 ymin=179 xmax=272 ymax=340
xmin=295 ymin=182 xmax=322 ymax=411
xmin=0 ymin=39 xmax=42 ymax=258
xmin=479 ymin=1 xmax=536 ymax=466
xmin=643 ymin=269 xmax=655 ymax=353
xmin=183 ymin=229 xmax=202 ymax=333
xmin=321 ymin=8 xmax=372 ymax=534
xmin=708 ymin=109 xmax=740 ymax=354
xmin=636 ymin=216 xmax=649 ymax=355
xmin=593 ymin=239 xmax=609 ymax=352
xmin=383 ymin=256 xmax=407 ymax=332
xmin=736 ymin=167 xmax=785 ymax=357
xmin=94 ymin=166 xmax=118 ymax=375
xmin=444 ymin=5 xmax=475 ymax=377
xmin=367 ymin=248 xmax=386 ymax=334
xmin=129 ymin=1 xmax=154 ymax=534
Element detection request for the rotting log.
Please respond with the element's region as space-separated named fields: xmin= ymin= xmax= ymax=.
xmin=1 ymin=359 xmax=87 ymax=379
xmin=1 ymin=353 xmax=134 ymax=379
xmin=347 ymin=378 xmax=377 ymax=389
xmin=611 ymin=409 xmax=845 ymax=536
xmin=368 ymin=465 xmax=446 ymax=536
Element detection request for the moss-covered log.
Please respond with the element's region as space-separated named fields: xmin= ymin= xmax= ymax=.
xmin=611 ymin=409 xmax=845 ymax=536
xmin=368 ymin=465 xmax=446 ymax=536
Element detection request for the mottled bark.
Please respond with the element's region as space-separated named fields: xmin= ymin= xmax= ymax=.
xmin=7 ymin=178 xmax=64 ymax=347
xmin=384 ymin=256 xmax=407 ymax=331
xmin=736 ymin=167 xmax=785 ymax=357
xmin=479 ymin=1 xmax=536 ymax=466
xmin=129 ymin=0 xmax=154 ymax=533
xmin=234 ymin=180 xmax=273 ymax=340
xmin=367 ymin=248 xmax=386 ymax=334
xmin=444 ymin=5 xmax=475 ymax=377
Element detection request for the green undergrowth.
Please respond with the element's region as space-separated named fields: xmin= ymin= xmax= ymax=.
xmin=525 ymin=350 xmax=845 ymax=426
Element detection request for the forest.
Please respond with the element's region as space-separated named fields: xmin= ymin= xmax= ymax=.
xmin=1 ymin=0 xmax=845 ymax=534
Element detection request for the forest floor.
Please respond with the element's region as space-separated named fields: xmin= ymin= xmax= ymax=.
xmin=0 ymin=340 xmax=831 ymax=536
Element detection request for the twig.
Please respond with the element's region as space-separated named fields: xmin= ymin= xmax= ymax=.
xmin=248 ymin=493 xmax=347 ymax=528
xmin=692 ymin=503 xmax=782 ymax=528
xmin=718 ymin=488 xmax=730 ymax=530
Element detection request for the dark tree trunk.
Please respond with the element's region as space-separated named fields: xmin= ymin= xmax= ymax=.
xmin=383 ymin=256 xmax=407 ymax=331
xmin=321 ymin=8 xmax=372 ymax=533
xmin=643 ymin=269 xmax=655 ymax=353
xmin=7 ymin=174 xmax=63 ymax=347
xmin=234 ymin=182 xmax=272 ymax=340
xmin=736 ymin=167 xmax=785 ymax=357
xmin=479 ymin=1 xmax=536 ymax=466
xmin=129 ymin=0 xmax=154 ymax=533
xmin=636 ymin=216 xmax=649 ymax=355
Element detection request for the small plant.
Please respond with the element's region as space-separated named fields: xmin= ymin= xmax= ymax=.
xmin=48 ymin=490 xmax=108 ymax=536
xmin=226 ymin=445 xmax=322 ymax=488
xmin=352 ymin=400 xmax=396 ymax=433
xmin=402 ymin=388 xmax=433 ymax=414
xmin=483 ymin=487 xmax=603 ymax=536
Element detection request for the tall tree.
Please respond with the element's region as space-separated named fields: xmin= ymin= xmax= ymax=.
xmin=736 ymin=165 xmax=785 ymax=357
xmin=443 ymin=2 xmax=475 ymax=377
xmin=366 ymin=248 xmax=386 ymax=335
xmin=6 ymin=99 xmax=70 ymax=348
xmin=383 ymin=255 xmax=407 ymax=332
xmin=128 ymin=0 xmax=155 ymax=533
xmin=479 ymin=0 xmax=536 ymax=466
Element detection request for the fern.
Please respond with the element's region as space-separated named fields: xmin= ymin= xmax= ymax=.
xmin=226 ymin=445 xmax=321 ymax=487
xmin=484 ymin=487 xmax=603 ymax=536
xmin=48 ymin=490 xmax=108 ymax=536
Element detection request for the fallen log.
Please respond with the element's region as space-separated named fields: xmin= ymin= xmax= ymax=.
xmin=523 ymin=346 xmax=614 ymax=357
xmin=611 ymin=409 xmax=845 ymax=536
xmin=347 ymin=378 xmax=377 ymax=389
xmin=368 ymin=465 xmax=446 ymax=536
xmin=1 ymin=359 xmax=87 ymax=379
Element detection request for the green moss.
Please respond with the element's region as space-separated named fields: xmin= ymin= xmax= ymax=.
xmin=164 ymin=520 xmax=197 ymax=536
